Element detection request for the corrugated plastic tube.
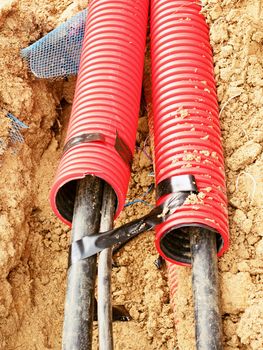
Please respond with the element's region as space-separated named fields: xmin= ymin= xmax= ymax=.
xmin=50 ymin=0 xmax=149 ymax=225
xmin=151 ymin=0 xmax=229 ymax=267
xmin=151 ymin=2 xmax=227 ymax=347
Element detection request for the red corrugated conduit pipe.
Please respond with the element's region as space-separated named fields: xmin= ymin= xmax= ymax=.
xmin=151 ymin=1 xmax=229 ymax=347
xmin=49 ymin=2 xmax=149 ymax=348
xmin=151 ymin=0 xmax=229 ymax=266
xmin=50 ymin=0 xmax=149 ymax=225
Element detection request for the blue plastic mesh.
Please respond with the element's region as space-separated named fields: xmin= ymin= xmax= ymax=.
xmin=21 ymin=9 xmax=87 ymax=78
xmin=0 ymin=112 xmax=28 ymax=154
xmin=6 ymin=113 xmax=28 ymax=144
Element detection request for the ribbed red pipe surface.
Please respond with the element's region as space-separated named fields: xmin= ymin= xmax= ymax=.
xmin=151 ymin=0 xmax=229 ymax=266
xmin=50 ymin=0 xmax=149 ymax=225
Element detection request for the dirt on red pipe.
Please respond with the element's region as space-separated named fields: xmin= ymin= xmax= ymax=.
xmin=0 ymin=1 xmax=263 ymax=349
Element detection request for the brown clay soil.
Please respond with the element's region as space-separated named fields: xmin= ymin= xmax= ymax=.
xmin=0 ymin=0 xmax=263 ymax=349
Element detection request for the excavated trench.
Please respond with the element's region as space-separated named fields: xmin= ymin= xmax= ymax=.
xmin=0 ymin=1 xmax=263 ymax=349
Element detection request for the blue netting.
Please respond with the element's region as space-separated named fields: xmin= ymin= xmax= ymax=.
xmin=6 ymin=113 xmax=28 ymax=144
xmin=0 ymin=112 xmax=28 ymax=154
xmin=21 ymin=9 xmax=87 ymax=78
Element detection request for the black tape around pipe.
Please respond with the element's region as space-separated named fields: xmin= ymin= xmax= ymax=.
xmin=156 ymin=175 xmax=197 ymax=200
xmin=69 ymin=175 xmax=197 ymax=265
xmin=63 ymin=133 xmax=105 ymax=153
xmin=63 ymin=131 xmax=133 ymax=168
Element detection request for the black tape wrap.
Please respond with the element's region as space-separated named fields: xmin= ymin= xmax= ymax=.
xmin=55 ymin=132 xmax=133 ymax=225
xmin=68 ymin=175 xmax=197 ymax=266
xmin=156 ymin=176 xmax=224 ymax=265
xmin=63 ymin=133 xmax=105 ymax=154
xmin=156 ymin=175 xmax=197 ymax=200
xmin=63 ymin=132 xmax=133 ymax=169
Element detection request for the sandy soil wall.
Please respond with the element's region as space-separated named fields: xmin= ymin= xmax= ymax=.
xmin=0 ymin=0 xmax=262 ymax=349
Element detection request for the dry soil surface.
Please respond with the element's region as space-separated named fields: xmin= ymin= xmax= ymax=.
xmin=0 ymin=0 xmax=263 ymax=349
